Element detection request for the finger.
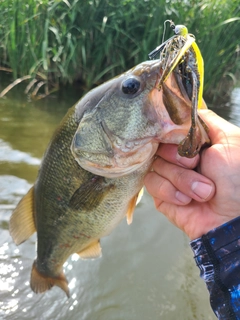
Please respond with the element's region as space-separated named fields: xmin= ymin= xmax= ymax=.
xmin=156 ymin=144 xmax=200 ymax=169
xmin=144 ymin=171 xmax=192 ymax=205
xmin=152 ymin=157 xmax=215 ymax=202
xmin=199 ymin=109 xmax=240 ymax=145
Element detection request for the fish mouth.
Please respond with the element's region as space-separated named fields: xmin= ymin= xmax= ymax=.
xmin=73 ymin=118 xmax=158 ymax=178
xmin=71 ymin=58 xmax=208 ymax=178
xmin=99 ymin=120 xmax=159 ymax=177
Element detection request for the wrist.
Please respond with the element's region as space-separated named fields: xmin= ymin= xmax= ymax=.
xmin=188 ymin=214 xmax=240 ymax=240
xmin=190 ymin=216 xmax=240 ymax=242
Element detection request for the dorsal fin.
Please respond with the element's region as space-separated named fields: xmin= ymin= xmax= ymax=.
xmin=78 ymin=240 xmax=102 ymax=259
xmin=9 ymin=186 xmax=36 ymax=245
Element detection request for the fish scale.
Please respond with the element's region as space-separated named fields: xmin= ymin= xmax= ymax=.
xmin=9 ymin=58 xmax=209 ymax=297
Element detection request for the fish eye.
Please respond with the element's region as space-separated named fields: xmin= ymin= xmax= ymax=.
xmin=122 ymin=77 xmax=140 ymax=94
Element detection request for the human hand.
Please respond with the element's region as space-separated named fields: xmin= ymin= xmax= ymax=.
xmin=144 ymin=110 xmax=240 ymax=240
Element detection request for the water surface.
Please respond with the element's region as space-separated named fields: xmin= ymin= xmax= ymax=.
xmin=1 ymin=87 xmax=239 ymax=320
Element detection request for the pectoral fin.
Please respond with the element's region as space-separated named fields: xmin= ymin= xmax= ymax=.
xmin=9 ymin=186 xmax=36 ymax=245
xmin=136 ymin=188 xmax=144 ymax=205
xmin=69 ymin=176 xmax=114 ymax=211
xmin=126 ymin=188 xmax=144 ymax=225
xmin=78 ymin=240 xmax=102 ymax=259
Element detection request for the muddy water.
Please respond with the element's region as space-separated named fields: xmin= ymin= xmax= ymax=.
xmin=1 ymin=88 xmax=239 ymax=320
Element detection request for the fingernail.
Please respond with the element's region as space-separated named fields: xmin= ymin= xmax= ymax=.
xmin=191 ymin=182 xmax=213 ymax=200
xmin=175 ymin=191 xmax=192 ymax=204
xmin=176 ymin=153 xmax=197 ymax=167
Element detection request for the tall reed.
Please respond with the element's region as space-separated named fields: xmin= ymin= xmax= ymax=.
xmin=0 ymin=0 xmax=239 ymax=102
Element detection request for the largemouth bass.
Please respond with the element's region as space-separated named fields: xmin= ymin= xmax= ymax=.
xmin=9 ymin=59 xmax=209 ymax=297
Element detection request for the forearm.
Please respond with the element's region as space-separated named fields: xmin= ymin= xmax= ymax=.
xmin=190 ymin=217 xmax=240 ymax=319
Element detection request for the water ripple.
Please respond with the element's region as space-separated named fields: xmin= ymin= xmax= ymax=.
xmin=0 ymin=139 xmax=41 ymax=165
xmin=0 ymin=175 xmax=32 ymax=207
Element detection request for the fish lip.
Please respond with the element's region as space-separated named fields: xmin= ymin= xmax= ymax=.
xmin=71 ymin=116 xmax=159 ymax=178
xmin=78 ymin=119 xmax=158 ymax=178
xmin=100 ymin=119 xmax=155 ymax=154
xmin=77 ymin=143 xmax=158 ymax=178
xmin=128 ymin=59 xmax=162 ymax=76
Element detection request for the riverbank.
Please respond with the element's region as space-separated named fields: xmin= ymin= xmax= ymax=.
xmin=0 ymin=0 xmax=240 ymax=103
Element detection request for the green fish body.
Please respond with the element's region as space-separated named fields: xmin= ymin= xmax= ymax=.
xmin=10 ymin=60 xmax=209 ymax=296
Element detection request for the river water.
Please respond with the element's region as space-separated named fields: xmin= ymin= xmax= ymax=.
xmin=0 ymin=86 xmax=240 ymax=320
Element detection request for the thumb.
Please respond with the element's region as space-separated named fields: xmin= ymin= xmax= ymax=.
xmin=198 ymin=109 xmax=240 ymax=145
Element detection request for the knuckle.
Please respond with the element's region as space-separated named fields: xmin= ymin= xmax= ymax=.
xmin=173 ymin=167 xmax=188 ymax=187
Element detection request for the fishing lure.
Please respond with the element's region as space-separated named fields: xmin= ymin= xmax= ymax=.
xmin=149 ymin=20 xmax=207 ymax=157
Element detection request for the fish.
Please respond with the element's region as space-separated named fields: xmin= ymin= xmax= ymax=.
xmin=9 ymin=59 xmax=209 ymax=297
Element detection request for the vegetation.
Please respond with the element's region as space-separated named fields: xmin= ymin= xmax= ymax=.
xmin=0 ymin=0 xmax=240 ymax=103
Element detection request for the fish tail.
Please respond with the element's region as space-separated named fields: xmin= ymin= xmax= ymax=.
xmin=30 ymin=260 xmax=70 ymax=298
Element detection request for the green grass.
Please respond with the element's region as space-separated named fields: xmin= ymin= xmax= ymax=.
xmin=0 ymin=0 xmax=240 ymax=103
